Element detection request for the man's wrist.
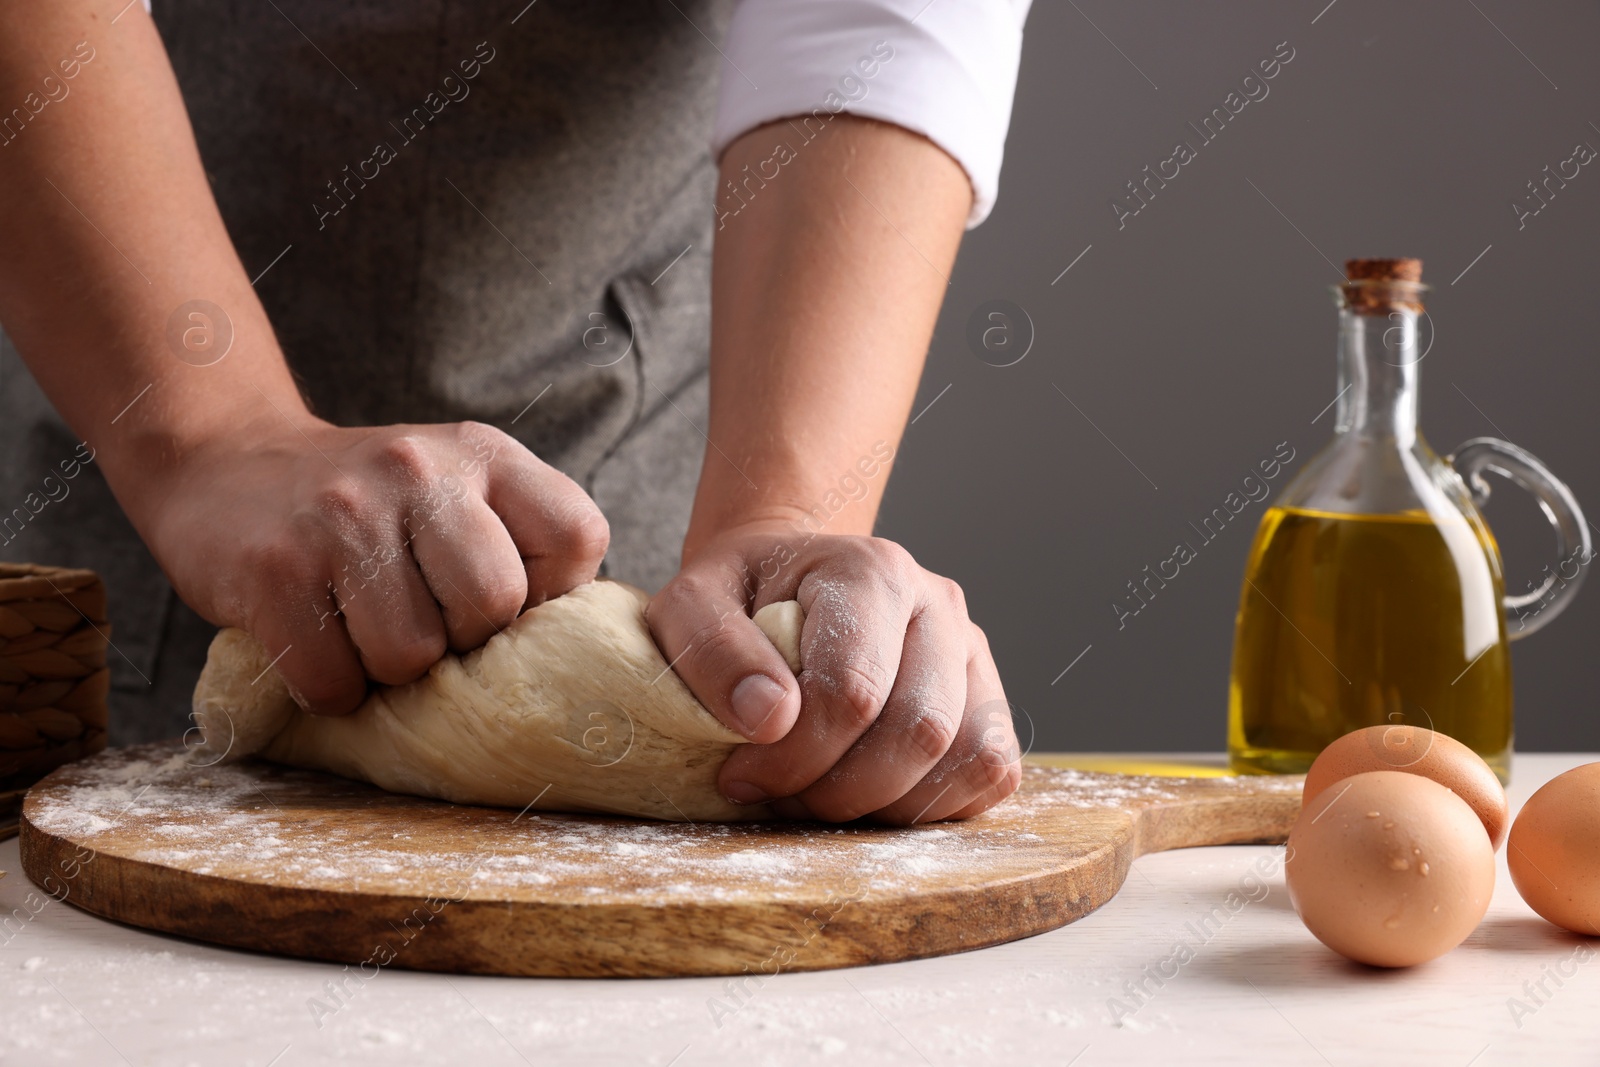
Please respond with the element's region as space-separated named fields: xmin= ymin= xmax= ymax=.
xmin=97 ymin=363 xmax=318 ymax=523
xmin=682 ymin=439 xmax=899 ymax=564
xmin=682 ymin=502 xmax=878 ymax=568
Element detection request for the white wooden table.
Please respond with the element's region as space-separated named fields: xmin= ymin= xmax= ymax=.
xmin=2 ymin=753 xmax=1593 ymax=1066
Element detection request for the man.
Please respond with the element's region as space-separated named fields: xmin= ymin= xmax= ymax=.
xmin=0 ymin=0 xmax=1029 ymax=823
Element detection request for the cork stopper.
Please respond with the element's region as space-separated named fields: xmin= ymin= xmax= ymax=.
xmin=1342 ymin=258 xmax=1425 ymax=314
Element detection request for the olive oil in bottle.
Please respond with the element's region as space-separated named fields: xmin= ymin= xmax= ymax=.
xmin=1227 ymin=505 xmax=1511 ymax=778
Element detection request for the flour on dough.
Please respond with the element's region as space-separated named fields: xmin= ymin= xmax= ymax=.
xmin=189 ymin=581 xmax=803 ymax=821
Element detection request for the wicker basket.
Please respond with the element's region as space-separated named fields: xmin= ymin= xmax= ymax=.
xmin=0 ymin=565 xmax=110 ymax=821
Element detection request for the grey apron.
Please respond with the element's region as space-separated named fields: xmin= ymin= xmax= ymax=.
xmin=0 ymin=0 xmax=733 ymax=743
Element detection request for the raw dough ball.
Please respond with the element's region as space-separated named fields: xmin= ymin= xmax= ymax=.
xmin=1508 ymin=763 xmax=1600 ymax=936
xmin=1287 ymin=771 xmax=1494 ymax=967
xmin=190 ymin=581 xmax=802 ymax=821
xmin=1303 ymin=725 xmax=1507 ymax=849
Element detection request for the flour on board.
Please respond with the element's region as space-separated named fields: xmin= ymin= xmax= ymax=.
xmin=25 ymin=744 xmax=1301 ymax=904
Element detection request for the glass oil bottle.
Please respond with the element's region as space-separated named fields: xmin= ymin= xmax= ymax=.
xmin=1227 ymin=259 xmax=1590 ymax=781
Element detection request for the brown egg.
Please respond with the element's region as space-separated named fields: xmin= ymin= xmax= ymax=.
xmin=1287 ymin=771 xmax=1495 ymax=967
xmin=1303 ymin=725 xmax=1507 ymax=849
xmin=1508 ymin=763 xmax=1600 ymax=936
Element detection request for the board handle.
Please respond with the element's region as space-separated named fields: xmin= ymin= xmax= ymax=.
xmin=1132 ymin=778 xmax=1302 ymax=855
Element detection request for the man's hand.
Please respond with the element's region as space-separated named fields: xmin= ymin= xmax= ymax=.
xmin=648 ymin=521 xmax=1020 ymax=825
xmin=136 ymin=416 xmax=608 ymax=715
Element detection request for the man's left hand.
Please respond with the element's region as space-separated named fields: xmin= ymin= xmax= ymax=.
xmin=647 ymin=521 xmax=1021 ymax=824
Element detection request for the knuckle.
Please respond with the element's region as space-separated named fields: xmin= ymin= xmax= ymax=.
xmin=454 ymin=422 xmax=514 ymax=473
xmin=545 ymin=495 xmax=611 ymax=561
xmin=869 ymin=537 xmax=918 ymax=578
xmin=456 ymin=553 xmax=530 ymax=617
xmin=994 ymin=758 xmax=1023 ymax=797
xmin=447 ymin=584 xmax=523 ymax=638
xmin=476 ymin=574 xmax=528 ymax=625
xmin=681 ymin=615 xmax=748 ymax=678
xmin=373 ymin=630 xmax=448 ymax=682
xmin=456 ymin=420 xmax=505 ymax=447
xmin=972 ymin=734 xmax=1024 ymax=795
xmin=934 ymin=575 xmax=968 ymax=617
xmin=903 ymin=706 xmax=959 ymax=764
xmin=813 ymin=662 xmax=891 ymax=730
xmin=310 ymin=481 xmax=365 ymax=519
xmin=968 ymin=619 xmax=992 ymax=655
xmin=366 ymin=627 xmax=454 ymax=684
xmin=376 ymin=433 xmax=434 ymax=480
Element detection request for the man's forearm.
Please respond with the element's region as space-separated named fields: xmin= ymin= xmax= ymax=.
xmin=685 ymin=115 xmax=971 ymax=561
xmin=0 ymin=3 xmax=308 ymax=520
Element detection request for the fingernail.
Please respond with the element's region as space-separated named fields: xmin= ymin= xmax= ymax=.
xmin=725 ymin=781 xmax=770 ymax=805
xmin=730 ymin=673 xmax=787 ymax=736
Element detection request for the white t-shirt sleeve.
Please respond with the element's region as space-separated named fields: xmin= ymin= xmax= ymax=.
xmin=712 ymin=0 xmax=1032 ymax=227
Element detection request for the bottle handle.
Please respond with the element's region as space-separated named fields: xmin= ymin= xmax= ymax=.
xmin=1448 ymin=437 xmax=1593 ymax=640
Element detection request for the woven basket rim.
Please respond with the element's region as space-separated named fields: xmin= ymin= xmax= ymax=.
xmin=0 ymin=563 xmax=100 ymax=589
xmin=0 ymin=563 xmax=98 ymax=580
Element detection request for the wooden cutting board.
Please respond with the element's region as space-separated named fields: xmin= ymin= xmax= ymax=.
xmin=19 ymin=742 xmax=1303 ymax=977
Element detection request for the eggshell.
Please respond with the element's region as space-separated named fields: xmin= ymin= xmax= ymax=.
xmin=1508 ymin=763 xmax=1600 ymax=936
xmin=1287 ymin=770 xmax=1495 ymax=967
xmin=1303 ymin=725 xmax=1507 ymax=849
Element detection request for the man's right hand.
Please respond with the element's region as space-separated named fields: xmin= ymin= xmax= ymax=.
xmin=135 ymin=416 xmax=609 ymax=714
xmin=0 ymin=7 xmax=607 ymax=713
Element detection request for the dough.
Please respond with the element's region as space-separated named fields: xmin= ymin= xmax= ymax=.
xmin=189 ymin=581 xmax=804 ymax=821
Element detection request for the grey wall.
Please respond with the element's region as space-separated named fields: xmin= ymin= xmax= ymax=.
xmin=877 ymin=1 xmax=1600 ymax=754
